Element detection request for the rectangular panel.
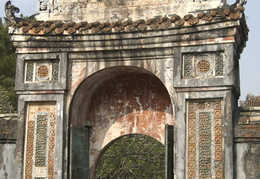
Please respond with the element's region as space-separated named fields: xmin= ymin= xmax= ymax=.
xmin=35 ymin=114 xmax=48 ymax=167
xmin=70 ymin=125 xmax=89 ymax=179
xmin=187 ymin=100 xmax=224 ymax=179
xmin=24 ymin=102 xmax=56 ymax=179
xmin=199 ymin=112 xmax=211 ymax=178
xmin=26 ymin=62 xmax=34 ymax=82
xmin=25 ymin=60 xmax=59 ymax=83
xmin=182 ymin=52 xmax=224 ymax=79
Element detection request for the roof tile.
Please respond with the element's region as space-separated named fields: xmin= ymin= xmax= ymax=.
xmin=9 ymin=6 xmax=247 ymax=35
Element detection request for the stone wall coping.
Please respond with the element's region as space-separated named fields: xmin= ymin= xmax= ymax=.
xmin=239 ymin=107 xmax=260 ymax=111
xmin=0 ymin=113 xmax=18 ymax=120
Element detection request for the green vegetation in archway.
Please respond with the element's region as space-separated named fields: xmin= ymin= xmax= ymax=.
xmin=96 ymin=134 xmax=165 ymax=179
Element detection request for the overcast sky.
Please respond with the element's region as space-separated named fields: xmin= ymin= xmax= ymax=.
xmin=0 ymin=0 xmax=258 ymax=101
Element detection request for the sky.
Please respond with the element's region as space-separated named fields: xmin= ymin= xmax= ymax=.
xmin=0 ymin=0 xmax=258 ymax=101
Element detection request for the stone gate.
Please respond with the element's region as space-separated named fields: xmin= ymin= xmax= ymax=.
xmin=2 ymin=0 xmax=257 ymax=178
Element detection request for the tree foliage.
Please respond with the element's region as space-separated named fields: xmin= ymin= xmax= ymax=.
xmin=0 ymin=18 xmax=17 ymax=113
xmin=96 ymin=134 xmax=165 ymax=179
xmin=0 ymin=86 xmax=15 ymax=113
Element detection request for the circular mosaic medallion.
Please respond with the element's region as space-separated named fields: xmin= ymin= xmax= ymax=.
xmin=37 ymin=65 xmax=49 ymax=78
xmin=197 ymin=60 xmax=210 ymax=72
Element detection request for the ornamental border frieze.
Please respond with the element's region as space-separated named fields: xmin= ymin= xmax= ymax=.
xmin=187 ymin=100 xmax=224 ymax=179
xmin=8 ymin=5 xmax=246 ymax=35
xmin=24 ymin=102 xmax=56 ymax=179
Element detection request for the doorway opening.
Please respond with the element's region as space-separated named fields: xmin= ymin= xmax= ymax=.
xmin=96 ymin=134 xmax=165 ymax=179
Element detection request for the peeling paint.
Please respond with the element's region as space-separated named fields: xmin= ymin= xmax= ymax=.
xmin=70 ymin=68 xmax=174 ymax=172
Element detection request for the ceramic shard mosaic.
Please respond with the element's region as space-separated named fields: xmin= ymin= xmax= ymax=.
xmin=24 ymin=102 xmax=56 ymax=179
xmin=52 ymin=62 xmax=60 ymax=81
xmin=199 ymin=112 xmax=211 ymax=178
xmin=35 ymin=114 xmax=48 ymax=167
xmin=183 ymin=54 xmax=193 ymax=78
xmin=215 ymin=53 xmax=224 ymax=76
xmin=26 ymin=62 xmax=34 ymax=82
xmin=183 ymin=53 xmax=224 ymax=79
xmin=25 ymin=61 xmax=59 ymax=82
xmin=187 ymin=100 xmax=224 ymax=179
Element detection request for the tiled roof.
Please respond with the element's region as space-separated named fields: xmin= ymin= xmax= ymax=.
xmin=9 ymin=6 xmax=247 ymax=35
xmin=241 ymin=94 xmax=260 ymax=107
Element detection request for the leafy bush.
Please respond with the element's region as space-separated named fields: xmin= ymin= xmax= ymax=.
xmin=96 ymin=134 xmax=165 ymax=179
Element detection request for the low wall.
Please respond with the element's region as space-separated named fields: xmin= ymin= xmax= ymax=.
xmin=0 ymin=114 xmax=18 ymax=179
xmin=235 ymin=107 xmax=260 ymax=179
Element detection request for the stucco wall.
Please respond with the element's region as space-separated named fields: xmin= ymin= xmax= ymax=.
xmin=235 ymin=106 xmax=260 ymax=179
xmin=235 ymin=143 xmax=260 ymax=179
xmin=0 ymin=144 xmax=16 ymax=179
xmin=0 ymin=114 xmax=18 ymax=179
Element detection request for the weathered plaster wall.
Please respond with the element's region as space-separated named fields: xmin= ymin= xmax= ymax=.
xmin=87 ymin=72 xmax=173 ymax=168
xmin=69 ymin=64 xmax=175 ymax=174
xmin=68 ymin=55 xmax=176 ymax=126
xmin=234 ymin=106 xmax=260 ymax=179
xmin=36 ymin=0 xmax=224 ymax=22
xmin=0 ymin=144 xmax=16 ymax=179
xmin=0 ymin=114 xmax=18 ymax=179
xmin=235 ymin=143 xmax=260 ymax=179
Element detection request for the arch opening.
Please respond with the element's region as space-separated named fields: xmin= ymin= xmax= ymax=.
xmin=69 ymin=66 xmax=174 ymax=178
xmin=96 ymin=134 xmax=165 ymax=179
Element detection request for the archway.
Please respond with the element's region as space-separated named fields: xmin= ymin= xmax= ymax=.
xmin=69 ymin=66 xmax=174 ymax=178
xmin=96 ymin=134 xmax=165 ymax=179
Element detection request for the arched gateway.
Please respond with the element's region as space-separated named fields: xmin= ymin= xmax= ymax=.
xmin=7 ymin=0 xmax=249 ymax=178
xmin=69 ymin=67 xmax=174 ymax=178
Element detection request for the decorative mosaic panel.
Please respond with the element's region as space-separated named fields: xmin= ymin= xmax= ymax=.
xmin=24 ymin=102 xmax=56 ymax=179
xmin=35 ymin=63 xmax=51 ymax=81
xmin=187 ymin=100 xmax=224 ymax=179
xmin=26 ymin=62 xmax=34 ymax=82
xmin=182 ymin=53 xmax=224 ymax=79
xmin=25 ymin=61 xmax=59 ymax=83
xmin=35 ymin=114 xmax=48 ymax=167
xmin=183 ymin=54 xmax=193 ymax=78
xmin=215 ymin=53 xmax=224 ymax=76
xmin=52 ymin=62 xmax=59 ymax=81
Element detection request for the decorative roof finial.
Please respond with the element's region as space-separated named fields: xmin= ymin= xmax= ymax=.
xmin=231 ymin=0 xmax=247 ymax=8
xmin=5 ymin=0 xmax=20 ymax=23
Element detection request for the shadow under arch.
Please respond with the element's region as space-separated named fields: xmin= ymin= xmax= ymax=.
xmin=94 ymin=133 xmax=165 ymax=179
xmin=69 ymin=66 xmax=174 ymax=179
